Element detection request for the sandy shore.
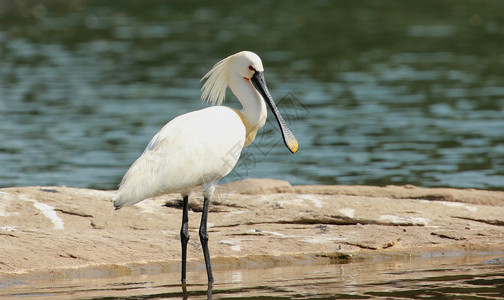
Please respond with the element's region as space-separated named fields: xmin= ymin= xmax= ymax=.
xmin=1 ymin=178 xmax=504 ymax=280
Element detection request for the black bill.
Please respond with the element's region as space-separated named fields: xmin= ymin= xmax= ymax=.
xmin=251 ymin=71 xmax=298 ymax=154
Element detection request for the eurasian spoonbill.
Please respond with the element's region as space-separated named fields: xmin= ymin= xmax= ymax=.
xmin=113 ymin=51 xmax=298 ymax=283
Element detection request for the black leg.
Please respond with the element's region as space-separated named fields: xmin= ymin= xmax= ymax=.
xmin=181 ymin=282 xmax=188 ymax=300
xmin=199 ymin=196 xmax=214 ymax=283
xmin=180 ymin=195 xmax=190 ymax=283
xmin=207 ymin=282 xmax=213 ymax=299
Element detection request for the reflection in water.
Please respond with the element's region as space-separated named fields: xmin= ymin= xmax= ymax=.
xmin=0 ymin=1 xmax=503 ymax=190
xmin=182 ymin=282 xmax=213 ymax=300
xmin=1 ymin=253 xmax=504 ymax=299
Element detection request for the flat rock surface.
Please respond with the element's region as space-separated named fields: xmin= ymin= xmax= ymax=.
xmin=1 ymin=179 xmax=504 ymax=279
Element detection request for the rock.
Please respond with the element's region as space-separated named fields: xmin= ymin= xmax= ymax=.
xmin=219 ymin=178 xmax=294 ymax=194
xmin=293 ymin=185 xmax=504 ymax=206
xmin=1 ymin=181 xmax=504 ymax=279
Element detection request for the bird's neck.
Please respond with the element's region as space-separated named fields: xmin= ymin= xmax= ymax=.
xmin=229 ymin=76 xmax=267 ymax=147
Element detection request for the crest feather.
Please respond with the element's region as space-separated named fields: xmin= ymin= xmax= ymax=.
xmin=200 ymin=54 xmax=234 ymax=106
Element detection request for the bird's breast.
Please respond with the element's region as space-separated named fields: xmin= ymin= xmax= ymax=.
xmin=231 ymin=108 xmax=265 ymax=148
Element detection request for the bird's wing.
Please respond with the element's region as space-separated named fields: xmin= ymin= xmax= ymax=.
xmin=143 ymin=113 xmax=188 ymax=154
xmin=114 ymin=106 xmax=246 ymax=207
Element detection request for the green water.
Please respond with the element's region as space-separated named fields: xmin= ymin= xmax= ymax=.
xmin=0 ymin=0 xmax=503 ymax=190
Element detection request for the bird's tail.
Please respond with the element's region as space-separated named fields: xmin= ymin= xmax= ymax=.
xmin=112 ymin=191 xmax=139 ymax=209
xmin=113 ymin=180 xmax=155 ymax=209
xmin=112 ymin=193 xmax=124 ymax=210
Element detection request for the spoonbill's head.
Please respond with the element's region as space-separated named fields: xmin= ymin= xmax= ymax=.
xmin=230 ymin=51 xmax=264 ymax=79
xmin=201 ymin=51 xmax=298 ymax=154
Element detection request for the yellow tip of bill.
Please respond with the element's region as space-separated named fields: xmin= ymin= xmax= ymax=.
xmin=288 ymin=139 xmax=299 ymax=154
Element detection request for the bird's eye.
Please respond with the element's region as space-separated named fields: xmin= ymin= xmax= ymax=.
xmin=248 ymin=66 xmax=254 ymax=71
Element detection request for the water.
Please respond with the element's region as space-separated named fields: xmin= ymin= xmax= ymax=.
xmin=0 ymin=1 xmax=503 ymax=190
xmin=0 ymin=3 xmax=504 ymax=296
xmin=1 ymin=253 xmax=504 ymax=299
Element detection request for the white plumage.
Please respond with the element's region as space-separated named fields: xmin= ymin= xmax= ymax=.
xmin=113 ymin=106 xmax=245 ymax=207
xmin=112 ymin=51 xmax=298 ymax=283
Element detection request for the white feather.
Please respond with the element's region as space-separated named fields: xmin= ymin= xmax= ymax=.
xmin=113 ymin=106 xmax=245 ymax=207
xmin=200 ymin=53 xmax=233 ymax=106
xmin=113 ymin=51 xmax=280 ymax=209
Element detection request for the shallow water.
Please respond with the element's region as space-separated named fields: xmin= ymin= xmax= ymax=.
xmin=1 ymin=253 xmax=504 ymax=299
xmin=0 ymin=1 xmax=503 ymax=190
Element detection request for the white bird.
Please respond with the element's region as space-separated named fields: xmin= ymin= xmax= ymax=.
xmin=113 ymin=51 xmax=298 ymax=283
